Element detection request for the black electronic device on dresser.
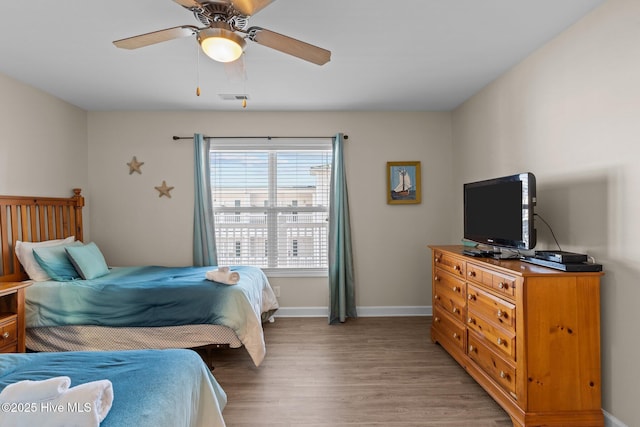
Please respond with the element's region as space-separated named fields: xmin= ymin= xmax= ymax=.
xmin=521 ymin=249 xmax=603 ymax=272
xmin=534 ymin=250 xmax=587 ymax=263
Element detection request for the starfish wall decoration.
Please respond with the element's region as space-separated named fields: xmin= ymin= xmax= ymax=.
xmin=155 ymin=180 xmax=174 ymax=198
xmin=127 ymin=156 xmax=144 ymax=174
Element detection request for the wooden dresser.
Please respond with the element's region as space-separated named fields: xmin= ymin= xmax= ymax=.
xmin=429 ymin=245 xmax=603 ymax=427
xmin=0 ymin=282 xmax=31 ymax=353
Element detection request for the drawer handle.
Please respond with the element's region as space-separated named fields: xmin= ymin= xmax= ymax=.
xmin=469 ymin=345 xmax=475 ymax=353
xmin=435 ymin=257 xmax=441 ymax=263
xmin=497 ymin=310 xmax=504 ymax=318
xmin=468 ymin=294 xmax=476 ymax=301
xmin=497 ymin=338 xmax=504 ymax=346
xmin=468 ymin=271 xmax=476 ymax=277
xmin=452 ymin=332 xmax=458 ymax=339
xmin=434 ymin=275 xmax=440 ymax=282
xmin=454 ymin=265 xmax=461 ymax=271
xmin=1 ymin=332 xmax=9 ymax=339
xmin=452 ymin=307 xmax=458 ymax=314
xmin=452 ymin=286 xmax=458 ymax=292
xmin=468 ymin=317 xmax=475 ymax=324
xmin=498 ymin=282 xmax=505 ymax=289
xmin=434 ymin=317 xmax=440 ymax=323
xmin=434 ymin=294 xmax=439 ymax=300
xmin=500 ymin=371 xmax=510 ymax=380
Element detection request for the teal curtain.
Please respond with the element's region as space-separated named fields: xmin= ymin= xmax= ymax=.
xmin=193 ymin=133 xmax=218 ymax=266
xmin=328 ymin=133 xmax=356 ymax=324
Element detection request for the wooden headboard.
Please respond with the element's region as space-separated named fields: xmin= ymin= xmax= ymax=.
xmin=0 ymin=189 xmax=84 ymax=282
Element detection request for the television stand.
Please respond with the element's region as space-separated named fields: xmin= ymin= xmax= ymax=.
xmin=462 ymin=248 xmax=519 ymax=260
xmin=462 ymin=248 xmax=498 ymax=257
xmin=490 ymin=252 xmax=520 ymax=260
xmin=429 ymin=245 xmax=604 ymax=427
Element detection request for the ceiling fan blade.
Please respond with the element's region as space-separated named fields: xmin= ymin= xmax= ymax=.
xmin=113 ymin=26 xmax=197 ymax=49
xmin=231 ymin=0 xmax=275 ymax=16
xmin=173 ymin=0 xmax=203 ymax=9
xmin=249 ymin=27 xmax=331 ymax=65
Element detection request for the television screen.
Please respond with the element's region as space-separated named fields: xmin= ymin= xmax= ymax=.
xmin=464 ymin=172 xmax=536 ymax=250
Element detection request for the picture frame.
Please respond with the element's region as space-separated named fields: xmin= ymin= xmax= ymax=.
xmin=387 ymin=161 xmax=421 ymax=204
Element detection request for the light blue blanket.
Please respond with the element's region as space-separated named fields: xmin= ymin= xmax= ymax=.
xmin=26 ymin=265 xmax=278 ymax=366
xmin=0 ymin=349 xmax=226 ymax=427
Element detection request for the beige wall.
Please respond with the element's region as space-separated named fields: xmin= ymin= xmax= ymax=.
xmin=452 ymin=0 xmax=638 ymax=424
xmin=86 ymin=111 xmax=453 ymax=310
xmin=0 ymin=73 xmax=88 ymax=200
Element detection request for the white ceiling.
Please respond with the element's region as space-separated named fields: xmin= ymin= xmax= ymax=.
xmin=0 ymin=0 xmax=604 ymax=112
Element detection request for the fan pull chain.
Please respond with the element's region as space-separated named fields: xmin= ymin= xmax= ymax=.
xmin=242 ymin=57 xmax=247 ymax=108
xmin=196 ymin=43 xmax=201 ymax=97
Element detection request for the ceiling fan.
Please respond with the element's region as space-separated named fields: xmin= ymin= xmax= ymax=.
xmin=113 ymin=0 xmax=331 ymax=65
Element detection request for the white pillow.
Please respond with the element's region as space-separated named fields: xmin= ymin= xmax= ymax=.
xmin=15 ymin=236 xmax=75 ymax=281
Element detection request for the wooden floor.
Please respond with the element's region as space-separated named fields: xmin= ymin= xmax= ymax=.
xmin=208 ymin=317 xmax=512 ymax=427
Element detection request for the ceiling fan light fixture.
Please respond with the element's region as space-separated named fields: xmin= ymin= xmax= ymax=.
xmin=198 ymin=23 xmax=246 ymax=63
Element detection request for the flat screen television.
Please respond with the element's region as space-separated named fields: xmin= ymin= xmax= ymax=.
xmin=463 ymin=172 xmax=537 ymax=251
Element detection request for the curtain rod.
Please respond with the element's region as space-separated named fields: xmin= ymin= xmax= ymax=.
xmin=172 ymin=135 xmax=347 ymax=141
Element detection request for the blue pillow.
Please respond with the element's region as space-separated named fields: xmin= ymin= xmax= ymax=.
xmin=65 ymin=242 xmax=110 ymax=280
xmin=32 ymin=242 xmax=84 ymax=281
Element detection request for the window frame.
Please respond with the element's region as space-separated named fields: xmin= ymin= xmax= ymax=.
xmin=210 ymin=138 xmax=332 ymax=278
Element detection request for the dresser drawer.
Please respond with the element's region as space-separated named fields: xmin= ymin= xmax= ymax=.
xmin=467 ymin=312 xmax=516 ymax=360
xmin=433 ymin=307 xmax=466 ymax=352
xmin=0 ymin=316 xmax=17 ymax=349
xmin=468 ymin=331 xmax=517 ymax=399
xmin=433 ymin=251 xmax=466 ymax=279
xmin=434 ymin=270 xmax=466 ymax=323
xmin=467 ymin=285 xmax=515 ymax=333
xmin=466 ymin=262 xmax=516 ymax=297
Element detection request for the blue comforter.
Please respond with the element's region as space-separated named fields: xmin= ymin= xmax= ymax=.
xmin=0 ymin=349 xmax=226 ymax=427
xmin=25 ymin=265 xmax=278 ymax=366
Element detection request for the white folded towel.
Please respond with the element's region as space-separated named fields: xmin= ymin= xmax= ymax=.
xmin=56 ymin=379 xmax=114 ymax=425
xmin=0 ymin=376 xmax=71 ymax=402
xmin=206 ymin=267 xmax=240 ymax=285
xmin=0 ymin=379 xmax=114 ymax=427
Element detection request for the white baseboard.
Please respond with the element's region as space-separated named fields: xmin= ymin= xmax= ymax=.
xmin=357 ymin=306 xmax=431 ymax=316
xmin=274 ymin=306 xmax=432 ymax=318
xmin=603 ymin=410 xmax=628 ymax=427
xmin=274 ymin=307 xmax=327 ymax=317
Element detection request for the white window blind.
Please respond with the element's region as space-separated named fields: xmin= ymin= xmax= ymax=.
xmin=210 ymin=139 xmax=332 ymax=274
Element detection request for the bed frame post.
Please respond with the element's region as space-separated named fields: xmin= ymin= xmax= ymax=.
xmin=72 ymin=188 xmax=84 ymax=242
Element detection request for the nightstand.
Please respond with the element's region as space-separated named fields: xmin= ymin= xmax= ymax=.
xmin=0 ymin=282 xmax=31 ymax=353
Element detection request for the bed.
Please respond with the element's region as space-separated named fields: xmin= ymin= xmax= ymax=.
xmin=0 ymin=189 xmax=279 ymax=366
xmin=0 ymin=348 xmax=227 ymax=427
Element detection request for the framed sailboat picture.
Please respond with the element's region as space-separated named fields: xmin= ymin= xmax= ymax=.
xmin=387 ymin=161 xmax=421 ymax=204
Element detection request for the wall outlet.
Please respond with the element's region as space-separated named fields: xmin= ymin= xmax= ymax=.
xmin=273 ymin=286 xmax=281 ymax=297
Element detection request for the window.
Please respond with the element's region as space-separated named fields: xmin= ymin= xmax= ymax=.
xmin=210 ymin=139 xmax=332 ymax=275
